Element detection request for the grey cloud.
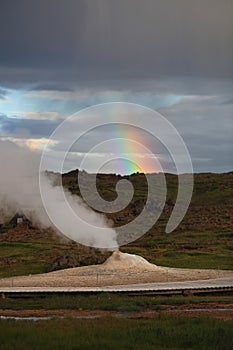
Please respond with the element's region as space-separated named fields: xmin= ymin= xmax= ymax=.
xmin=0 ymin=0 xmax=232 ymax=85
xmin=29 ymin=84 xmax=75 ymax=92
xmin=159 ymin=95 xmax=233 ymax=172
xmin=221 ymin=99 xmax=233 ymax=105
xmin=0 ymin=0 xmax=86 ymax=68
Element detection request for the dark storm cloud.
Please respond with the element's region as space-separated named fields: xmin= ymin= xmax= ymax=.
xmin=0 ymin=0 xmax=232 ymax=87
xmin=28 ymin=83 xmax=74 ymax=92
xmin=159 ymin=95 xmax=233 ymax=172
xmin=0 ymin=0 xmax=86 ymax=68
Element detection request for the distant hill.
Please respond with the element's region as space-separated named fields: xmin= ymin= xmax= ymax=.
xmin=62 ymin=170 xmax=233 ymax=234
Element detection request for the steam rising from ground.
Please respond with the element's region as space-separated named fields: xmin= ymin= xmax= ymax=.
xmin=0 ymin=140 xmax=117 ymax=249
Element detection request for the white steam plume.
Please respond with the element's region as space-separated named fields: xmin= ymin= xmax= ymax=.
xmin=0 ymin=140 xmax=117 ymax=249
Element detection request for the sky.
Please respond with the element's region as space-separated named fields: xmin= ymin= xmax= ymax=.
xmin=0 ymin=0 xmax=232 ymax=174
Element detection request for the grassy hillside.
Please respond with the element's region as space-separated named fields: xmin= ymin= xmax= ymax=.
xmin=0 ymin=172 xmax=232 ymax=277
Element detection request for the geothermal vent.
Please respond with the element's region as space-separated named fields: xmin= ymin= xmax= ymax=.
xmin=102 ymin=251 xmax=162 ymax=272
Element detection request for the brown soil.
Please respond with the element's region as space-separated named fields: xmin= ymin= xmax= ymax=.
xmin=1 ymin=303 xmax=233 ymax=320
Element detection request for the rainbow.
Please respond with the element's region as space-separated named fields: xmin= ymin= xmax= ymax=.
xmin=113 ymin=124 xmax=158 ymax=175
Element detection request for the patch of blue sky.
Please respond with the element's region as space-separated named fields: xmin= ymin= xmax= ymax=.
xmin=0 ymin=89 xmax=38 ymax=117
xmin=0 ymin=87 xmax=183 ymax=120
xmin=38 ymin=91 xmax=183 ymax=116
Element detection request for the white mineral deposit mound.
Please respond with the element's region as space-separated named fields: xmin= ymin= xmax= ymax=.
xmin=102 ymin=251 xmax=162 ymax=271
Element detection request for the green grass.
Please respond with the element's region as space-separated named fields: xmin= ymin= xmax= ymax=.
xmin=0 ymin=316 xmax=232 ymax=350
xmin=0 ymin=241 xmax=56 ymax=277
xmin=121 ymin=228 xmax=233 ymax=270
xmin=153 ymin=251 xmax=233 ymax=270
xmin=0 ymin=293 xmax=233 ymax=311
xmin=0 ymin=262 xmax=50 ymax=278
xmin=0 ymin=239 xmax=110 ymax=278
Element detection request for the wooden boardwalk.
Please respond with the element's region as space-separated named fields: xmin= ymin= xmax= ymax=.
xmin=0 ymin=277 xmax=232 ymax=294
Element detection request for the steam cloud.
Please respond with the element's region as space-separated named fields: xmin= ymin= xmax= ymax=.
xmin=0 ymin=140 xmax=117 ymax=249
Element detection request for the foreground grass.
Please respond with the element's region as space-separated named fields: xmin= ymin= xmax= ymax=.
xmin=0 ymin=315 xmax=232 ymax=350
xmin=1 ymin=293 xmax=233 ymax=312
